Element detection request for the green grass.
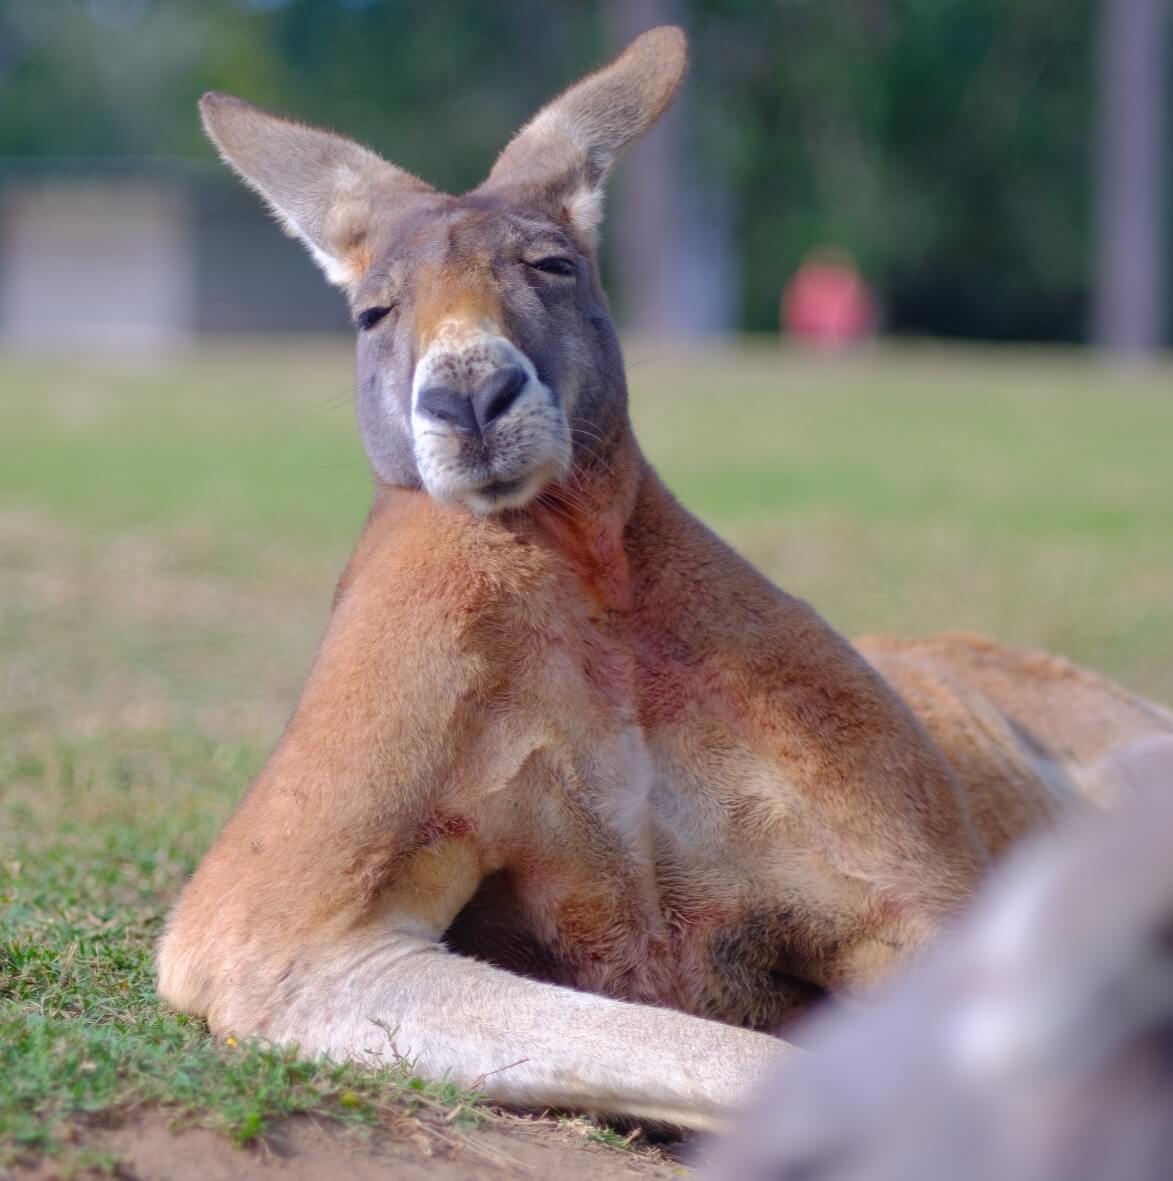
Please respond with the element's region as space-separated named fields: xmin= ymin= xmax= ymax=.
xmin=3 ymin=339 xmax=1172 ymax=1168
xmin=0 ymin=735 xmax=486 ymax=1168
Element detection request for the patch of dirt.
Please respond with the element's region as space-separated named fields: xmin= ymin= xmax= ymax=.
xmin=10 ymin=1111 xmax=698 ymax=1181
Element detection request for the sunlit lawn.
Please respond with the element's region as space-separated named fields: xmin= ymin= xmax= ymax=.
xmin=3 ymin=339 xmax=1172 ymax=1166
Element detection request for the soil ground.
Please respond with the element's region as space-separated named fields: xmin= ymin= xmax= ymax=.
xmin=10 ymin=1112 xmax=694 ymax=1181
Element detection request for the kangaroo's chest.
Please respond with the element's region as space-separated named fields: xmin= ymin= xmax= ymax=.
xmin=445 ymin=610 xmax=832 ymax=1030
xmin=445 ymin=738 xmax=829 ymax=1029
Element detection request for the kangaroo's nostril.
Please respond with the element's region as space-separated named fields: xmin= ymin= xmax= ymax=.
xmin=472 ymin=366 xmax=527 ymax=430
xmin=417 ymin=385 xmax=478 ymax=434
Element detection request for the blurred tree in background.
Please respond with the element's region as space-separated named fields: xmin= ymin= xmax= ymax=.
xmin=0 ymin=0 xmax=1163 ymax=342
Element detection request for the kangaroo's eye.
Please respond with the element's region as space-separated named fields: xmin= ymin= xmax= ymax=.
xmin=356 ymin=305 xmax=394 ymax=331
xmin=527 ymin=257 xmax=576 ymax=278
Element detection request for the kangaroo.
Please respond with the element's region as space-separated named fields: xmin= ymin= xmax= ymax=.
xmin=157 ymin=27 xmax=1173 ymax=1130
xmin=705 ymin=778 xmax=1173 ymax=1181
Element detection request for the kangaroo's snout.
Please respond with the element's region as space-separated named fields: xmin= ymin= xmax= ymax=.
xmin=416 ymin=365 xmax=528 ymax=438
xmin=409 ymin=327 xmax=570 ymax=513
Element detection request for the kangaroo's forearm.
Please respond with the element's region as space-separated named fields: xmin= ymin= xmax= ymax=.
xmin=222 ymin=933 xmax=789 ymax=1130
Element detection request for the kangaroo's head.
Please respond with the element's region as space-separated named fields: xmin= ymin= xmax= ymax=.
xmin=200 ymin=27 xmax=686 ymax=514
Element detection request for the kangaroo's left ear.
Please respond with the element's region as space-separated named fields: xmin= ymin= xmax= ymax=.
xmin=476 ymin=26 xmax=688 ymax=246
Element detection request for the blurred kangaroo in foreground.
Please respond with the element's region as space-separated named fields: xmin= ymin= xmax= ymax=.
xmin=706 ymin=772 xmax=1173 ymax=1180
xmin=157 ymin=27 xmax=1173 ymax=1129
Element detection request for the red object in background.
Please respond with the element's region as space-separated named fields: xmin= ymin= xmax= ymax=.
xmin=782 ymin=249 xmax=875 ymax=350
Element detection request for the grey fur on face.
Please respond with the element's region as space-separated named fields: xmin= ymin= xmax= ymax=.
xmin=198 ymin=33 xmax=675 ymax=512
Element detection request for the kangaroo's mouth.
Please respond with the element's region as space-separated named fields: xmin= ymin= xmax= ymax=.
xmin=461 ymin=464 xmax=562 ymax=514
xmin=478 ymin=477 xmax=524 ymax=499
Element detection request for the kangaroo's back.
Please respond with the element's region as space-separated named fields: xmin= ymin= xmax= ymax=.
xmin=858 ymin=632 xmax=1173 ymax=850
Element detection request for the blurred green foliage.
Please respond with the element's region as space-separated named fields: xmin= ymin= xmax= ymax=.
xmin=0 ymin=0 xmax=1101 ymax=337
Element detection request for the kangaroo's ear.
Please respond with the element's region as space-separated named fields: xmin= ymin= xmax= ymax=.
xmin=199 ymin=93 xmax=432 ymax=287
xmin=478 ymin=26 xmax=687 ymax=245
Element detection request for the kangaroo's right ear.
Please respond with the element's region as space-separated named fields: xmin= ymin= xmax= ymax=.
xmin=199 ymin=93 xmax=432 ymax=288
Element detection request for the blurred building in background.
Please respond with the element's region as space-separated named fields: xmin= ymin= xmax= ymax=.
xmin=2 ymin=172 xmax=194 ymax=350
xmin=0 ymin=163 xmax=350 ymax=350
xmin=0 ymin=0 xmax=1167 ymax=354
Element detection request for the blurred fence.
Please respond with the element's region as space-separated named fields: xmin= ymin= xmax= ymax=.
xmin=0 ymin=162 xmax=348 ymax=349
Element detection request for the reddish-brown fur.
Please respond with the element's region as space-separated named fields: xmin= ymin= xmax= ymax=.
xmin=157 ymin=27 xmax=1173 ymax=1128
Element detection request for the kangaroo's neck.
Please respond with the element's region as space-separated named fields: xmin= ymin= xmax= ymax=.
xmin=527 ymin=426 xmax=647 ymax=615
xmin=363 ymin=422 xmax=699 ymax=619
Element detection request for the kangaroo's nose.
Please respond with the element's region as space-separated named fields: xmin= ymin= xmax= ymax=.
xmin=472 ymin=366 xmax=527 ymax=431
xmin=416 ymin=385 xmax=479 ymax=434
